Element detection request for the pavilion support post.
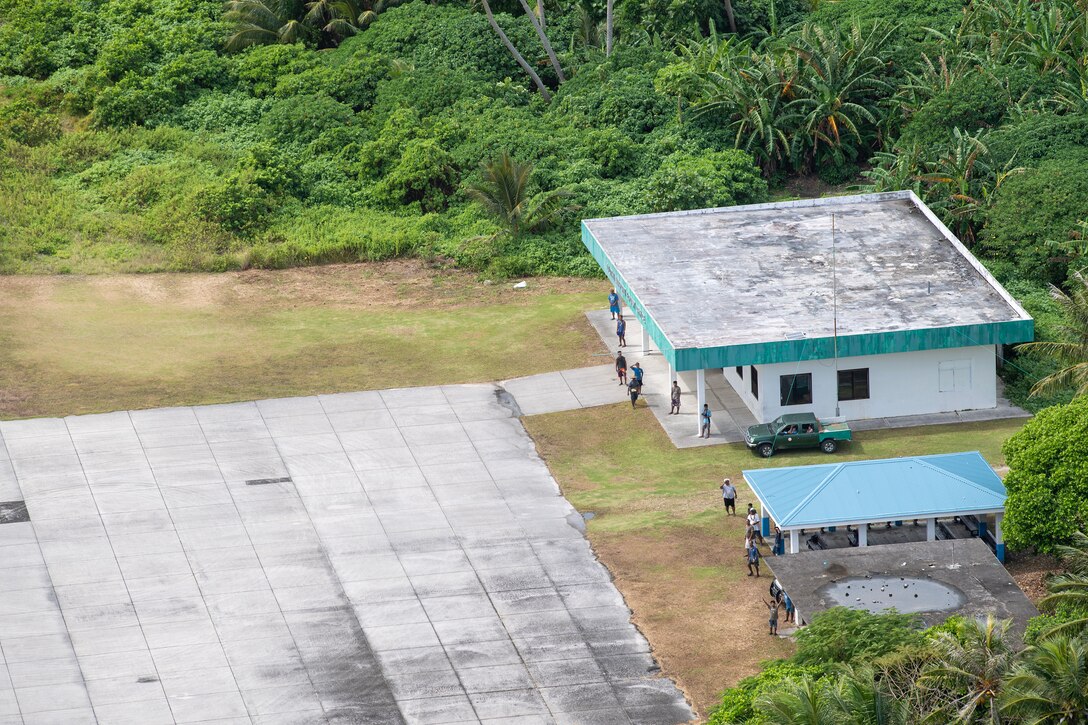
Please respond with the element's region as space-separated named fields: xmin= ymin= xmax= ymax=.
xmin=761 ymin=505 xmax=770 ymax=538
xmin=695 ymin=368 xmax=706 ymax=436
xmin=995 ymin=513 xmax=1005 ymax=563
xmin=926 ymin=518 xmax=936 ymax=542
xmin=858 ymin=524 xmax=868 ymax=547
xmin=789 ymin=529 xmax=799 ymax=554
xmin=641 ymin=325 xmax=650 ymax=356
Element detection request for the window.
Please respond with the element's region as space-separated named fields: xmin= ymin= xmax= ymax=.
xmin=938 ymin=360 xmax=971 ymax=392
xmin=736 ymin=366 xmax=743 ymax=379
xmin=751 ymin=366 xmax=759 ymax=399
xmin=838 ymin=368 xmax=870 ymax=401
xmin=780 ymin=373 xmax=813 ymax=406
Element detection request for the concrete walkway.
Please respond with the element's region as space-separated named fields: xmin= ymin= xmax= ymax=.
xmin=501 ymin=307 xmax=1031 ymax=450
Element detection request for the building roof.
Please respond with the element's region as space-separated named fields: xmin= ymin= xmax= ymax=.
xmin=743 ymin=451 xmax=1006 ymax=529
xmin=581 ymin=191 xmax=1033 ymax=371
xmin=765 ymin=539 xmax=1037 ymax=645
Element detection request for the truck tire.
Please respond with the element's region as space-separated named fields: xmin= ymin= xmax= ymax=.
xmin=821 ymin=439 xmax=837 ymax=454
xmin=758 ymin=443 xmax=774 ymax=458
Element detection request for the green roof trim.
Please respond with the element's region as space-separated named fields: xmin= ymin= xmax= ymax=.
xmin=581 ymin=222 xmax=1035 ymax=372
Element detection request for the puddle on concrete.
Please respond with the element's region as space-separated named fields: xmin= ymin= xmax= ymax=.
xmin=820 ymin=576 xmax=964 ymax=614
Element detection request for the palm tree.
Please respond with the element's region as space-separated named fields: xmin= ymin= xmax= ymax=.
xmin=828 ymin=666 xmax=909 ymax=725
xmin=514 ymin=0 xmax=565 ymax=82
xmin=224 ymin=0 xmax=311 ymax=51
xmin=786 ymin=21 xmax=895 ymax=170
xmin=477 ymin=0 xmax=552 ymax=101
xmin=304 ymin=0 xmax=378 ymax=44
xmin=1018 ymin=273 xmax=1088 ymax=398
xmin=755 ymin=676 xmax=837 ymax=725
xmin=1001 ymin=635 xmax=1088 ymax=723
xmin=466 ymin=152 xmax=575 ymax=239
xmin=916 ymin=616 xmax=1014 ymax=724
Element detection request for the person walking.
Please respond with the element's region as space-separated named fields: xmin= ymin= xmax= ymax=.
xmin=616 ymin=315 xmax=627 ymax=347
xmin=700 ymin=404 xmax=712 ymax=438
xmin=608 ymin=289 xmax=620 ymax=320
xmin=783 ymin=592 xmax=795 ymax=624
xmin=762 ymin=597 xmax=779 ymax=635
xmin=744 ymin=524 xmax=753 ymax=552
xmin=720 ymin=478 xmax=736 ymax=515
xmin=615 ymin=352 xmax=627 ymax=386
xmin=628 ymin=378 xmax=640 ymax=408
xmin=746 ymin=540 xmax=761 ymax=577
xmin=669 ymin=381 xmax=681 ymax=415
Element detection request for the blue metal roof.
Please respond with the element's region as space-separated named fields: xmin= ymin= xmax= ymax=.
xmin=743 ymin=452 xmax=1006 ymax=529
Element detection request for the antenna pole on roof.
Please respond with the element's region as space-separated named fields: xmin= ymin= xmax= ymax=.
xmin=832 ymin=213 xmax=840 ymax=418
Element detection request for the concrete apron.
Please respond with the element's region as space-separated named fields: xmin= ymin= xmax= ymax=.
xmin=584 ymin=309 xmax=758 ymax=448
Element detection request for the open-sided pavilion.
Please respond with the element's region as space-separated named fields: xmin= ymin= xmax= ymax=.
xmin=743 ymin=451 xmax=1008 ymax=561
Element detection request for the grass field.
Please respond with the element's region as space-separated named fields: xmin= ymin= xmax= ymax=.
xmin=523 ymin=405 xmax=1027 ymax=718
xmin=0 ymin=262 xmax=607 ymax=418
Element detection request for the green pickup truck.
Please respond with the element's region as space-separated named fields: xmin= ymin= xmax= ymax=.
xmin=745 ymin=413 xmax=852 ymax=457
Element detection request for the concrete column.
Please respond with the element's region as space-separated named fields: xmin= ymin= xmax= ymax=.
xmin=858 ymin=524 xmax=868 ymax=548
xmin=641 ymin=325 xmax=650 ymax=356
xmin=926 ymin=518 xmax=936 ymax=542
xmin=789 ymin=529 xmax=799 ymax=554
xmin=761 ymin=505 xmax=770 ymax=538
xmin=995 ymin=513 xmax=1005 ymax=563
xmin=696 ymin=368 xmax=706 ymax=436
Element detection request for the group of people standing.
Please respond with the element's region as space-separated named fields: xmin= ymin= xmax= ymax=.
xmin=721 ymin=478 xmax=795 ymax=635
xmin=612 ymin=290 xmax=709 ymax=430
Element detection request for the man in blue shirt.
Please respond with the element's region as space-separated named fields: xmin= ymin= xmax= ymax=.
xmin=631 ymin=362 xmax=643 ymax=387
xmin=700 ymin=404 xmax=712 ymax=438
xmin=608 ymin=289 xmax=620 ymax=320
xmin=746 ymin=541 xmax=761 ymax=577
xmin=616 ymin=315 xmax=627 ymax=347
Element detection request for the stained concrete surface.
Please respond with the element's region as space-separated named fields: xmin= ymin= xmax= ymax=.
xmin=583 ymin=193 xmax=1031 ymax=349
xmin=0 ymin=385 xmax=694 ymax=725
xmin=766 ymin=539 xmax=1038 ymax=644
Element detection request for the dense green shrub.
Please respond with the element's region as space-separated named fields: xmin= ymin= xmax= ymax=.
xmin=707 ymin=661 xmax=828 ymax=725
xmin=793 ymin=607 xmax=925 ymax=665
xmin=986 ymin=112 xmax=1088 ymax=168
xmin=978 ymin=154 xmax=1088 ymax=285
xmin=646 ymin=150 xmax=767 ymax=212
xmin=1002 ymin=396 xmax=1088 ymax=552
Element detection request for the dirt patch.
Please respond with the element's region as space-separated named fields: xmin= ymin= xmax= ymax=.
xmin=1006 ymin=553 xmax=1062 ymax=603
xmin=590 ymin=527 xmax=793 ymax=718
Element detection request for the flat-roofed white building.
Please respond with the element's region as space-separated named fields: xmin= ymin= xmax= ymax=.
xmin=580 ymin=191 xmax=1034 ymax=428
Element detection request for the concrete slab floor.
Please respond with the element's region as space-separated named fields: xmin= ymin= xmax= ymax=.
xmin=0 ymin=386 xmax=694 ymax=725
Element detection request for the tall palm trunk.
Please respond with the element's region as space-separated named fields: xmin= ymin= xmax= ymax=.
xmin=536 ymin=0 xmax=545 ymax=30
xmin=723 ymin=0 xmax=736 ymax=33
xmin=605 ymin=0 xmax=614 ymax=55
xmin=480 ymin=0 xmax=552 ymax=101
xmin=516 ymin=0 xmax=565 ymax=83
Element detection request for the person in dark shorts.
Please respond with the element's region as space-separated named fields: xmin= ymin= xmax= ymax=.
xmin=762 ymin=597 xmax=779 ymax=635
xmin=720 ymin=478 xmax=736 ymax=514
xmin=628 ymin=378 xmax=641 ymax=408
xmin=616 ymin=315 xmax=627 ymax=347
xmin=615 ymin=352 xmax=627 ymax=385
xmin=700 ymin=405 xmax=712 ymax=438
xmin=608 ymin=289 xmax=620 ymax=320
xmin=670 ymin=381 xmax=681 ymax=414
xmin=746 ymin=541 xmax=761 ymax=577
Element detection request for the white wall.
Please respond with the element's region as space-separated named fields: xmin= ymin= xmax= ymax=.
xmin=722 ymin=345 xmax=998 ymax=422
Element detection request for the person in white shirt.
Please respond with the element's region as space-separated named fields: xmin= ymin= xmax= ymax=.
xmin=746 ymin=506 xmax=764 ymax=545
xmin=720 ymin=478 xmax=736 ymax=515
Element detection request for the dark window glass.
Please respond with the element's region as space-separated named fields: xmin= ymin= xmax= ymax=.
xmin=736 ymin=366 xmax=744 ymax=378
xmin=838 ymin=368 xmax=870 ymax=401
xmin=780 ymin=373 xmax=813 ymax=406
xmin=751 ymin=367 xmax=759 ymax=399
